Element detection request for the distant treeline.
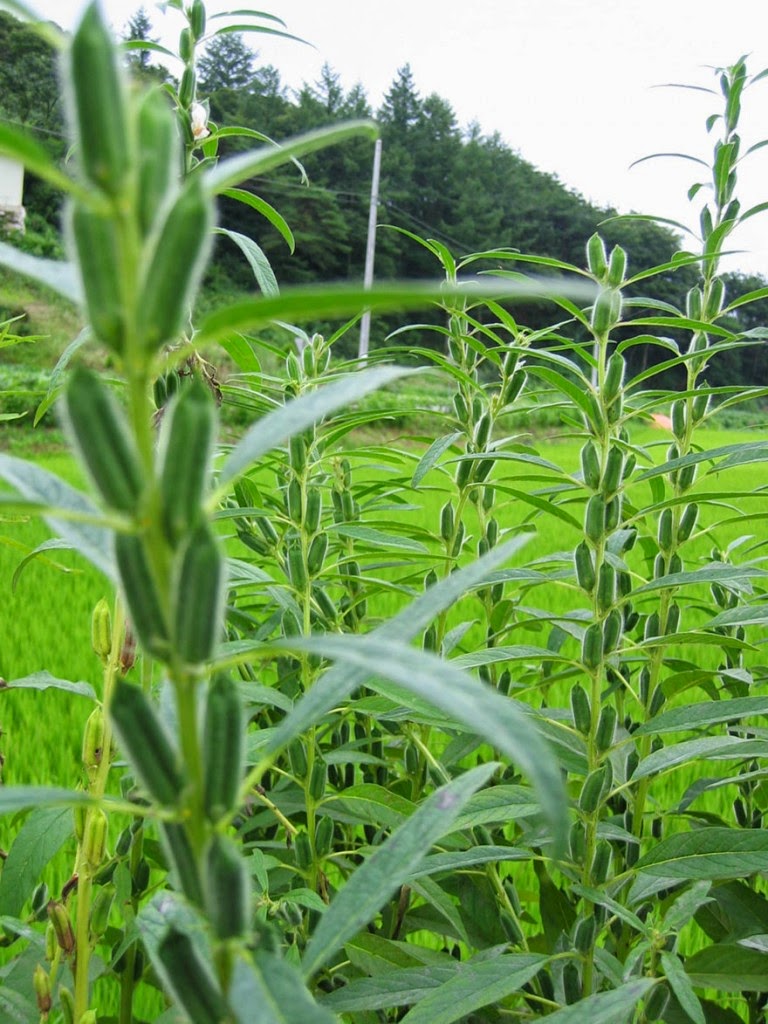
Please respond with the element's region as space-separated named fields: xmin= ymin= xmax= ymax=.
xmin=1 ymin=8 xmax=766 ymax=387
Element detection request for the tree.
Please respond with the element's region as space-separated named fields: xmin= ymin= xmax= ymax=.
xmin=0 ymin=12 xmax=61 ymax=132
xmin=198 ymin=32 xmax=256 ymax=94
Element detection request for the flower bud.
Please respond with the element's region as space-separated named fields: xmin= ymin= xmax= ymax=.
xmin=91 ymin=598 xmax=112 ymax=663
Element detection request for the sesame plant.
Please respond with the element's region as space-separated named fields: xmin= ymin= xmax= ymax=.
xmin=0 ymin=3 xmax=571 ymax=1023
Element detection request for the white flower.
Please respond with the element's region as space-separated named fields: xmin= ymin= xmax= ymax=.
xmin=190 ymin=103 xmax=210 ymax=141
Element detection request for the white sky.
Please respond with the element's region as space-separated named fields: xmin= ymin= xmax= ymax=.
xmin=12 ymin=0 xmax=768 ymax=278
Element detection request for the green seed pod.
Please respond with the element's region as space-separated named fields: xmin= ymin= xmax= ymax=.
xmin=179 ymin=27 xmax=194 ymax=62
xmin=596 ymin=706 xmax=617 ymax=752
xmin=307 ymin=533 xmax=328 ymax=577
xmin=582 ymin=622 xmax=603 ymax=670
xmin=289 ymin=434 xmax=307 ymax=474
xmin=666 ymin=603 xmax=681 ymax=635
xmin=137 ymin=175 xmax=213 ymax=352
xmin=189 ymin=0 xmax=206 ymax=39
xmin=502 ymin=368 xmax=526 ymax=406
xmin=602 ymin=608 xmax=622 ymax=653
xmin=83 ymin=809 xmax=108 ymax=870
xmin=178 ymin=66 xmax=196 ymax=107
xmin=136 ymin=88 xmax=180 ymax=237
xmin=686 ymin=287 xmax=703 ymax=320
xmin=591 ymin=289 xmax=621 ymax=335
xmin=678 ymin=462 xmax=697 ymax=491
xmin=287 ymin=739 xmax=308 ymax=779
xmin=474 ymin=412 xmax=492 ymax=449
xmin=606 ymin=244 xmax=627 ymax=287
xmin=603 ymin=352 xmax=625 ymax=404
xmin=452 ymin=391 xmax=468 ymax=422
xmin=204 ymin=834 xmax=250 ymax=941
xmin=293 ymin=831 xmax=313 ymax=871
xmin=705 ymin=277 xmax=725 ymax=318
xmin=485 ymin=518 xmax=499 ymax=548
xmin=596 ymin=562 xmax=615 ymax=613
xmin=500 ymin=908 xmax=524 ymax=944
xmin=33 ymin=963 xmax=52 ymax=1014
xmin=82 ymin=707 xmax=106 ymax=777
xmin=579 ymin=766 xmax=608 ymax=814
xmin=591 ymin=839 xmax=612 ymax=884
xmin=574 ymin=542 xmax=596 ymax=593
xmin=45 ymin=922 xmax=57 ymax=963
xmin=455 ymin=456 xmax=473 ymax=489
xmin=475 ymin=457 xmax=494 ymax=483
xmin=67 ymin=1 xmax=129 ymax=195
xmin=563 ymin=960 xmax=581 ymax=1005
xmin=451 ymin=520 xmax=466 ymax=557
xmin=203 ymin=673 xmax=244 ymax=822
xmin=172 ymin=522 xmax=225 ymax=665
xmin=644 ymin=612 xmax=660 ymax=641
xmin=257 ymin=515 xmax=279 ymax=545
xmin=654 ymin=553 xmax=667 ymax=580
xmin=285 ymin=349 xmax=302 ymax=383
xmin=287 ymin=545 xmax=308 ymax=591
xmin=62 ymin=368 xmax=143 ymax=515
xmin=91 ymin=598 xmax=112 ymax=663
xmin=570 ymin=684 xmax=591 ymax=734
xmin=60 ymin=987 xmax=75 ymax=1024
xmin=312 ymin=584 xmax=337 ymax=624
xmin=584 ymin=494 xmax=606 ymax=545
xmin=114 ymin=533 xmax=170 ymax=661
xmin=308 ymin=758 xmax=327 ymax=801
xmin=671 ymin=400 xmax=686 ymax=441
xmin=314 ymin=816 xmax=335 ymax=859
xmin=574 ymin=915 xmax=596 ymax=953
xmin=601 ymin=445 xmax=624 ymax=497
xmin=586 ymin=233 xmax=608 ymax=279
xmin=89 ymin=885 xmax=114 ymax=939
xmin=302 ymin=342 xmax=316 ymax=377
xmin=657 ymin=507 xmax=674 ymax=553
xmin=110 ymin=678 xmax=183 ymax=806
xmin=684 ymin=503 xmax=700 ymax=544
xmin=158 ymin=379 xmax=216 ymax=545
xmin=688 ymin=331 xmax=708 ymax=357
xmin=73 ymin=802 xmax=87 ymax=843
xmin=580 ymin=441 xmax=601 ymax=491
xmin=604 ymin=495 xmax=621 ymax=532
xmin=160 ymin=823 xmax=203 ymax=905
xmin=622 ymin=453 xmax=636 ymax=480
xmin=132 ymin=857 xmax=150 ymax=897
xmin=304 ymin=488 xmax=322 ymax=534
xmin=617 ymin=570 xmax=632 ymax=598
xmin=287 ymin=479 xmax=303 ymax=523
xmin=158 ymin=927 xmax=229 ymax=1024
xmin=669 ymin=552 xmax=683 ymax=575
xmin=692 ymin=384 xmax=710 ymax=423
xmin=31 ymin=882 xmax=49 ymax=921
xmin=569 ymin=820 xmax=586 ymax=863
xmin=47 ymin=900 xmax=75 ymax=955
xmin=440 ymin=501 xmax=455 ymax=543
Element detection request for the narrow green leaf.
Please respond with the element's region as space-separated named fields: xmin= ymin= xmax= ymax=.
xmin=215 ymin=228 xmax=279 ymax=297
xmin=222 ymin=188 xmax=295 ymax=252
xmin=398 ymin=954 xmax=548 ymax=1024
xmin=633 ymin=737 xmax=768 ymax=781
xmin=685 ymin=944 xmax=768 ymax=992
xmin=4 ymin=672 xmax=96 ymax=699
xmin=0 ymin=787 xmax=92 ymax=815
xmin=302 ymin=764 xmax=497 ymax=976
xmin=661 ymin=950 xmax=706 ymax=1024
xmin=636 ymin=697 xmax=768 ymax=736
xmin=538 ymin=979 xmax=654 ymax=1023
xmin=412 ymin=431 xmax=463 ymax=487
xmin=321 ymin=961 xmax=461 ymax=1012
xmin=0 ymin=241 xmax=81 ymax=303
xmin=0 ymin=123 xmax=78 ymax=196
xmin=636 ymin=829 xmax=768 ymax=880
xmin=632 ymin=563 xmax=768 ymax=597
xmin=408 ymin=846 xmax=531 ymax=880
xmin=0 ymin=807 xmax=73 ymax=916
xmin=229 ymin=953 xmax=337 ymax=1024
xmin=333 ymin=524 xmax=429 ymax=553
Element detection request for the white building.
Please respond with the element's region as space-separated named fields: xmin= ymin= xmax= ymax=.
xmin=0 ymin=156 xmax=25 ymax=232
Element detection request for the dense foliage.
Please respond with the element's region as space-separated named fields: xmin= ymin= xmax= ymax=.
xmin=0 ymin=4 xmax=768 ymax=1024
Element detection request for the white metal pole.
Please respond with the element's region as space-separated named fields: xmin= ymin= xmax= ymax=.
xmin=358 ymin=137 xmax=382 ymax=360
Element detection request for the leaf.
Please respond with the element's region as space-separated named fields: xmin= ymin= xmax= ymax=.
xmin=661 ymin=950 xmax=706 ymax=1024
xmin=407 ymin=846 xmax=532 ymax=880
xmin=636 ymin=829 xmax=768 ymax=881
xmin=301 ymin=764 xmax=497 ymax=977
xmin=333 ymin=525 xmax=429 ymax=553
xmin=229 ymin=952 xmax=337 ymax=1024
xmin=34 ymin=327 xmax=91 ymax=426
xmin=633 ymin=737 xmax=768 ymax=781
xmin=218 ymin=366 xmax=415 ymax=487
xmin=536 ymin=979 xmax=654 ymax=1023
xmin=12 ymin=538 xmax=79 ymax=590
xmin=0 ymin=122 xmax=79 ymax=197
xmin=631 ymin=563 xmax=768 ymax=597
xmin=635 ymin=696 xmax=768 ymax=735
xmin=321 ymin=961 xmax=462 ymax=1012
xmin=215 ymin=227 xmax=279 ymax=297
xmin=0 ymin=807 xmax=73 ymax=916
xmin=397 ymin=954 xmax=548 ymax=1024
xmin=705 ymin=605 xmax=768 ymax=629
xmin=411 ymin=431 xmax=463 ymax=487
xmin=3 ymin=672 xmax=96 ymax=699
xmin=324 ymin=785 xmax=416 ymax=829
xmin=0 ymin=455 xmax=115 ymax=580
xmin=685 ymin=944 xmax=768 ymax=992
xmin=222 ymin=188 xmax=295 ymax=252
xmin=206 ymin=122 xmax=378 ymax=193
xmin=281 ymin=635 xmax=567 ymax=852
xmin=0 ymin=240 xmax=81 ymax=303
xmin=0 ymin=786 xmax=92 ymax=815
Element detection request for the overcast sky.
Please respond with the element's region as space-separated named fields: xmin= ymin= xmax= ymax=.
xmin=11 ymin=0 xmax=768 ymax=278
